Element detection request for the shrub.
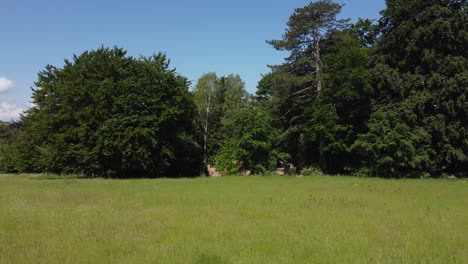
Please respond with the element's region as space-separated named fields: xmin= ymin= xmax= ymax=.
xmin=301 ymin=166 xmax=323 ymax=176
xmin=0 ymin=143 xmax=18 ymax=173
xmin=288 ymin=167 xmax=298 ymax=175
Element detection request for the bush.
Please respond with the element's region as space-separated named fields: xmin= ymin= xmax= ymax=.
xmin=288 ymin=167 xmax=298 ymax=175
xmin=301 ymin=166 xmax=323 ymax=176
xmin=0 ymin=143 xmax=18 ymax=173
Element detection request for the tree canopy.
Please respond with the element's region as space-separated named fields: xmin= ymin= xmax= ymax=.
xmin=1 ymin=0 xmax=466 ymax=178
xmin=261 ymin=0 xmax=466 ymax=177
xmin=15 ymin=47 xmax=201 ymax=178
xmin=358 ymin=0 xmax=468 ymax=177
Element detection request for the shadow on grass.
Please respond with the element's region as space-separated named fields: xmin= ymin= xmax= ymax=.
xmin=193 ymin=253 xmax=229 ymax=264
xmin=27 ymin=174 xmax=92 ymax=180
xmin=26 ymin=173 xmax=203 ymax=180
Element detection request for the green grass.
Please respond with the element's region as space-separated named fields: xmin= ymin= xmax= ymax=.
xmin=0 ymin=174 xmax=466 ymax=263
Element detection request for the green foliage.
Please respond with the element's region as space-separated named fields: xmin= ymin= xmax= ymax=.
xmin=221 ymin=74 xmax=250 ymax=124
xmin=255 ymin=73 xmax=275 ymax=102
xmin=264 ymin=0 xmax=351 ymax=172
xmin=193 ymin=73 xmax=251 ymax=173
xmin=353 ymin=105 xmax=431 ymax=178
xmin=264 ymin=1 xmax=374 ymax=174
xmin=0 ymin=121 xmax=22 ymax=173
xmin=267 ymin=0 xmax=347 ymax=54
xmin=302 ymin=102 xmax=346 ymax=170
xmin=193 ymin=73 xmax=224 ymax=167
xmin=349 ymin=18 xmax=379 ymax=47
xmin=0 ymin=122 xmax=22 ymax=173
xmin=357 ymin=0 xmax=468 ymax=177
xmin=261 ymin=0 xmax=467 ymax=177
xmin=0 ymin=143 xmax=18 ymax=173
xmin=17 ymin=47 xmax=201 ymax=178
xmin=300 ymin=166 xmax=324 ymax=176
xmin=3 ymin=0 xmax=465 ymax=179
xmin=288 ymin=167 xmax=298 ymax=175
xmin=319 ymin=33 xmax=373 ymax=172
xmin=214 ymin=106 xmax=285 ymax=174
xmin=0 ymin=122 xmax=22 ymax=144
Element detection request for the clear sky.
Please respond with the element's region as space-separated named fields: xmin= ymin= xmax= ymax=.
xmin=0 ymin=0 xmax=386 ymax=121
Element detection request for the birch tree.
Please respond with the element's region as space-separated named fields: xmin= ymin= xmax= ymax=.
xmin=193 ymin=73 xmax=222 ymax=169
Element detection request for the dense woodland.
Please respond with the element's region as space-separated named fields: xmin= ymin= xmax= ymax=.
xmin=0 ymin=0 xmax=466 ymax=178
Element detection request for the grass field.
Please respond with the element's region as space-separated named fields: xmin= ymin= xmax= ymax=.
xmin=0 ymin=174 xmax=466 ymax=263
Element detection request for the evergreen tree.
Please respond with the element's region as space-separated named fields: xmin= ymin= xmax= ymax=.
xmin=265 ymin=0 xmax=371 ymax=172
xmin=267 ymin=0 xmax=348 ymax=93
xmin=358 ymin=0 xmax=468 ymax=177
xmin=319 ymin=32 xmax=374 ymax=172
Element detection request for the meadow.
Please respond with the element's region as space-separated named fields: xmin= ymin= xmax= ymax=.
xmin=0 ymin=174 xmax=466 ymax=263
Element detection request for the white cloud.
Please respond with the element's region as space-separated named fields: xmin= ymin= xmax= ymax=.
xmin=0 ymin=100 xmax=23 ymax=121
xmin=0 ymin=77 xmax=15 ymax=93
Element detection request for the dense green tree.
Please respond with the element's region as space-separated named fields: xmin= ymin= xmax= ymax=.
xmin=16 ymin=47 xmax=201 ymax=178
xmin=318 ymin=33 xmax=373 ymax=172
xmin=255 ymin=73 xmax=275 ymax=102
xmin=221 ymin=74 xmax=249 ymax=123
xmin=214 ymin=105 xmax=286 ymax=174
xmin=353 ymin=104 xmax=431 ymax=178
xmin=0 ymin=121 xmax=22 ymax=144
xmin=263 ymin=0 xmax=466 ymax=177
xmin=349 ymin=18 xmax=379 ymax=47
xmin=0 ymin=122 xmax=22 ymax=173
xmin=358 ymin=0 xmax=468 ymax=177
xmin=192 ymin=72 xmax=285 ymax=175
xmin=192 ymin=73 xmax=249 ymax=171
xmin=0 ymin=143 xmax=17 ymax=173
xmin=265 ymin=0 xmax=374 ymax=172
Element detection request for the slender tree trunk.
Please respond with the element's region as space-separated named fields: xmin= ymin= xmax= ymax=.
xmin=314 ymin=26 xmax=325 ymax=172
xmin=203 ymin=121 xmax=208 ymax=168
xmin=203 ymin=91 xmax=212 ymax=173
xmin=314 ymin=27 xmax=322 ymax=93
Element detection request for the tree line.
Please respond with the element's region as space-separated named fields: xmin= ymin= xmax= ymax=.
xmin=0 ymin=0 xmax=466 ymax=178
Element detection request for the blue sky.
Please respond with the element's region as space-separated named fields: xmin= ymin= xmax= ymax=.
xmin=0 ymin=0 xmax=386 ymax=121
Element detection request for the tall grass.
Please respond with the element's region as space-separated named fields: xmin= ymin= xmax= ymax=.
xmin=0 ymin=174 xmax=466 ymax=263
